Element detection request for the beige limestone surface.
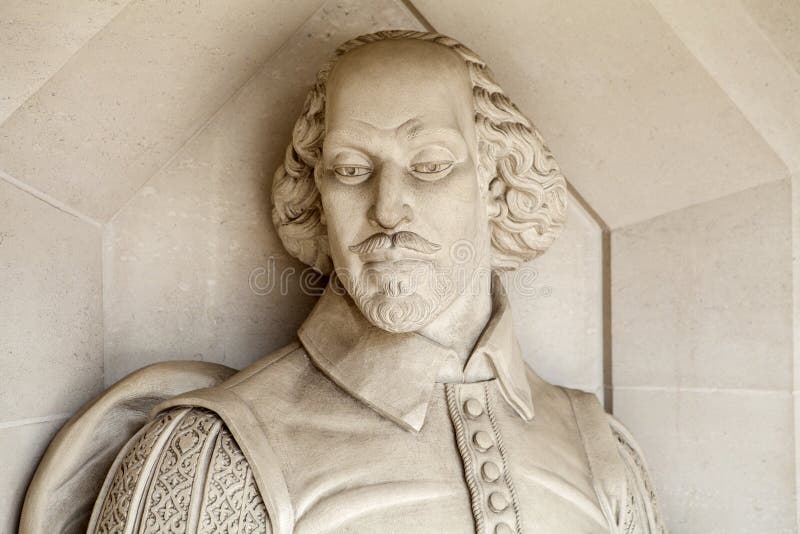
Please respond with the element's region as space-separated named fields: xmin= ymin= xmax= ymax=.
xmin=650 ymin=0 xmax=800 ymax=175
xmin=1 ymin=0 xmax=799 ymax=531
xmin=612 ymin=179 xmax=796 ymax=533
xmin=612 ymin=179 xmax=793 ymax=391
xmin=411 ymin=0 xmax=789 ymax=230
xmin=793 ymin=169 xmax=800 ymax=534
xmin=615 ymin=387 xmax=795 ymax=533
xmin=0 ymin=179 xmax=103 ymax=423
xmin=507 ymin=200 xmax=603 ymax=397
xmin=0 ymin=419 xmax=67 ymax=533
xmin=0 ymin=0 xmax=326 ymax=222
xmin=740 ymin=0 xmax=800 ymax=76
xmin=0 ymin=0 xmax=131 ymax=124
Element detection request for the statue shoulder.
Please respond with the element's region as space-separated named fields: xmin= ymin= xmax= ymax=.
xmin=607 ymin=414 xmax=667 ymax=534
xmin=88 ymin=406 xmax=271 ymax=534
xmin=20 ymin=360 xmax=236 ymax=534
xmin=560 ymin=387 xmax=666 ymax=533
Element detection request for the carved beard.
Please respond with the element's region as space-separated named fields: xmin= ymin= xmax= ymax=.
xmin=359 ymin=292 xmax=436 ymax=333
xmin=343 ymin=264 xmax=454 ymax=333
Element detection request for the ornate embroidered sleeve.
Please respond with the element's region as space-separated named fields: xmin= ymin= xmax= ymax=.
xmin=608 ymin=416 xmax=667 ymax=534
xmin=89 ymin=407 xmax=271 ymax=534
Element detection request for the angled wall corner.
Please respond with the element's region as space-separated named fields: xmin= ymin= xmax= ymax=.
xmin=506 ymin=189 xmax=606 ymax=401
xmin=0 ymin=0 xmax=132 ymax=125
xmin=610 ymin=179 xmax=795 ymax=532
xmin=407 ymin=0 xmax=789 ymax=230
xmin=0 ymin=177 xmax=102 ymax=531
xmin=0 ymin=3 xmax=119 ymax=524
xmin=794 ymin=170 xmax=800 ymax=534
xmin=642 ymin=2 xmax=800 ymax=531
xmin=0 ymin=0 xmax=328 ymax=223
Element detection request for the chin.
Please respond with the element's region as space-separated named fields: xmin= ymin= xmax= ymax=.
xmin=357 ymin=292 xmax=436 ymax=333
xmin=349 ymin=275 xmax=441 ymax=333
xmin=342 ymin=265 xmax=458 ymax=333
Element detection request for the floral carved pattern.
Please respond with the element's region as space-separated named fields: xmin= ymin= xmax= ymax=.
xmin=94 ymin=410 xmax=183 ymax=534
xmin=199 ymin=425 xmax=250 ymax=532
xmin=239 ymin=468 xmax=269 ymax=533
xmin=90 ymin=407 xmax=270 ymax=533
xmin=141 ymin=409 xmax=221 ymax=533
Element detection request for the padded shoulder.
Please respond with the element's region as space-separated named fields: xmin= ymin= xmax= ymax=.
xmin=151 ymin=342 xmax=306 ymax=534
xmin=608 ymin=415 xmax=667 ymax=534
xmin=563 ymin=388 xmax=666 ymax=534
xmin=19 ymin=360 xmax=236 ymax=534
xmin=88 ymin=407 xmax=270 ymax=533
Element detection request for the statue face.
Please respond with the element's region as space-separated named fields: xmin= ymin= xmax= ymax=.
xmin=318 ymin=39 xmax=492 ymax=333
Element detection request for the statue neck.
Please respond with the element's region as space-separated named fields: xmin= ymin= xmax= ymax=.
xmin=418 ymin=269 xmax=493 ymax=364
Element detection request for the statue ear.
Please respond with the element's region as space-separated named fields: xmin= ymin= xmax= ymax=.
xmin=314 ymin=235 xmax=333 ymax=275
xmin=476 ymin=136 xmax=501 ymax=218
xmin=486 ymin=198 xmax=502 ymax=218
xmin=486 ymin=177 xmax=504 ymax=219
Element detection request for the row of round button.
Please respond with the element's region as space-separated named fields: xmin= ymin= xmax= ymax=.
xmin=463 ymin=397 xmax=515 ymax=534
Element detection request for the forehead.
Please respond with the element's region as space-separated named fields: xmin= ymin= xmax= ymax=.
xmin=325 ymin=39 xmax=474 ymax=134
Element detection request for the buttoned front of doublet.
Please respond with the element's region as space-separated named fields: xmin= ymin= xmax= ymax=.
xmin=88 ymin=271 xmax=662 ymax=533
xmin=142 ymin=276 xmax=616 ymax=533
xmin=279 ymin=368 xmax=476 ymax=533
xmin=446 ymin=381 xmax=520 ymax=533
xmin=445 ymin=379 xmax=609 ymax=534
xmin=226 ymin=348 xmax=609 ymax=533
xmin=490 ymin=371 xmax=611 ymax=533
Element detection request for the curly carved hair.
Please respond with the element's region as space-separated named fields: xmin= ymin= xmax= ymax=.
xmin=272 ymin=30 xmax=567 ymax=274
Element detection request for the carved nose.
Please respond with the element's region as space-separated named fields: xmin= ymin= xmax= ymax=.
xmin=368 ymin=169 xmax=413 ymax=230
xmin=367 ymin=203 xmax=412 ymax=230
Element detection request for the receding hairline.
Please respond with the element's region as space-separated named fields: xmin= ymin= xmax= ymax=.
xmin=327 ymin=38 xmax=472 ymax=91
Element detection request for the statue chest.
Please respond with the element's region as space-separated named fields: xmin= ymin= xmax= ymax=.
xmin=257 ymin=381 xmax=609 ymax=534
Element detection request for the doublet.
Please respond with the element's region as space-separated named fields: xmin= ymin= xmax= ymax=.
xmin=88 ymin=279 xmax=665 ymax=533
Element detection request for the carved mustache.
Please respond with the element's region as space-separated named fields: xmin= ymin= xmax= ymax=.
xmin=348 ymin=231 xmax=442 ymax=255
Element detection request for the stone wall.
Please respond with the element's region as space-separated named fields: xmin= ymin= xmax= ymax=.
xmin=612 ymin=181 xmax=794 ymax=532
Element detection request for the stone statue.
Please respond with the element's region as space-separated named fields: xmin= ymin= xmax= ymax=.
xmin=20 ymin=30 xmax=665 ymax=534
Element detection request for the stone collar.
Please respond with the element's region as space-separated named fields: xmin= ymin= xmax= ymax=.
xmin=297 ymin=273 xmax=534 ymax=432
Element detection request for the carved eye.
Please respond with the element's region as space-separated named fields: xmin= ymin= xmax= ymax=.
xmin=333 ymin=165 xmax=372 ymax=184
xmin=410 ymin=161 xmax=454 ymax=179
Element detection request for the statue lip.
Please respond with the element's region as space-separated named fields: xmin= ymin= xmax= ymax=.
xmin=359 ymin=248 xmax=435 ymax=266
xmin=362 ymin=259 xmax=434 ymax=273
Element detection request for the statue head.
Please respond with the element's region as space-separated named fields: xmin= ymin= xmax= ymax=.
xmin=272 ymin=30 xmax=566 ymax=333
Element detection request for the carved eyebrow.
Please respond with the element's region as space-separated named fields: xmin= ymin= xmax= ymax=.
xmin=406 ymin=127 xmax=465 ymax=142
xmin=326 ymin=122 xmax=466 ymax=149
xmin=325 ymin=129 xmax=371 ymax=146
xmin=397 ymin=118 xmax=423 ymax=138
xmin=396 ymin=117 xmax=464 ymax=143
